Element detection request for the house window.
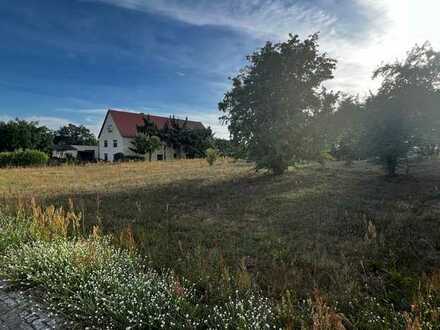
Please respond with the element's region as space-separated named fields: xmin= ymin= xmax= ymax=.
xmin=104 ymin=153 xmax=108 ymax=161
xmin=104 ymin=140 xmax=108 ymax=148
xmin=113 ymin=140 xmax=118 ymax=148
xmin=107 ymin=124 xmax=113 ymax=133
xmin=157 ymin=154 xmax=164 ymax=161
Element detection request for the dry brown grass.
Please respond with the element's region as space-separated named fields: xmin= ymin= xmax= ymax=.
xmin=1 ymin=158 xmax=440 ymax=325
xmin=0 ymin=159 xmax=250 ymax=196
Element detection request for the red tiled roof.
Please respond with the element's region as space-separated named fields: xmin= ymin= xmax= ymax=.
xmin=98 ymin=109 xmax=205 ymax=138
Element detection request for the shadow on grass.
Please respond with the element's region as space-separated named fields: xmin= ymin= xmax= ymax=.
xmin=4 ymin=161 xmax=440 ymax=298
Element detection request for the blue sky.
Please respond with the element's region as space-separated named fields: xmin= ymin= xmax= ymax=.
xmin=1 ymin=0 xmax=439 ymax=138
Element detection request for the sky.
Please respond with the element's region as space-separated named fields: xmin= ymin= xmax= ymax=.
xmin=1 ymin=0 xmax=439 ymax=138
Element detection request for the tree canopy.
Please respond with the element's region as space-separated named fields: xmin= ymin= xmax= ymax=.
xmin=364 ymin=43 xmax=440 ymax=175
xmin=0 ymin=119 xmax=53 ymax=153
xmin=54 ymin=124 xmax=97 ymax=146
xmin=219 ymin=34 xmax=336 ymax=174
xmin=130 ymin=116 xmax=162 ymax=161
xmin=219 ymin=34 xmax=440 ymax=176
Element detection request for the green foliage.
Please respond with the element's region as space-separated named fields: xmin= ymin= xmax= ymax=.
xmin=302 ymin=89 xmax=340 ymax=162
xmin=1 ymin=237 xmax=199 ymax=328
xmin=0 ymin=211 xmax=276 ymax=329
xmin=160 ymin=116 xmax=185 ymax=158
xmin=54 ymin=124 xmax=97 ymax=146
xmin=0 ymin=119 xmax=53 ymax=153
xmin=160 ymin=117 xmax=214 ymax=159
xmin=137 ymin=115 xmax=160 ymax=137
xmin=219 ymin=34 xmax=336 ymax=174
xmin=213 ymin=138 xmax=237 ymax=158
xmin=0 ymin=213 xmax=32 ymax=253
xmin=365 ymin=43 xmax=440 ymax=176
xmin=206 ymin=148 xmax=218 ymax=166
xmin=0 ymin=150 xmax=48 ymax=168
xmin=1 ymin=161 xmax=440 ymax=328
xmin=330 ymin=96 xmax=367 ymax=164
xmin=130 ymin=116 xmax=162 ymax=161
xmin=133 ymin=115 xmax=214 ymax=160
xmin=181 ymin=127 xmax=214 ymax=158
xmin=130 ymin=134 xmax=161 ymax=161
xmin=113 ymin=152 xmax=125 ymax=162
xmin=206 ymin=292 xmax=276 ymax=328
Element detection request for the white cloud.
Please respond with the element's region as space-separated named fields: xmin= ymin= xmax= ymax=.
xmin=24 ymin=116 xmax=72 ymax=130
xmin=89 ymin=0 xmax=337 ymax=40
xmin=0 ymin=114 xmax=70 ymax=130
xmin=0 ymin=114 xmax=103 ymax=136
xmin=89 ymin=0 xmax=440 ymax=96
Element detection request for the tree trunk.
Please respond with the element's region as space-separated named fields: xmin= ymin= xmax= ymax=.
xmin=149 ymin=152 xmax=152 ymax=162
xmin=386 ymin=157 xmax=397 ymax=177
xmin=271 ymin=159 xmax=288 ymax=175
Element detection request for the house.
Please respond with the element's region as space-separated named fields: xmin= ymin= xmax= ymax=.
xmin=52 ymin=144 xmax=98 ymax=161
xmin=97 ymin=109 xmax=204 ymax=162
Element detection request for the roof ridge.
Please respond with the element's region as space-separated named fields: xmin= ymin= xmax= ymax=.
xmin=99 ymin=108 xmax=205 ymax=139
xmin=108 ymin=109 xmax=201 ymax=123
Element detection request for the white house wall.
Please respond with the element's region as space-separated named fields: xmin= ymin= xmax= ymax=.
xmin=99 ymin=114 xmax=124 ymax=162
xmin=99 ymin=112 xmax=188 ymax=162
xmin=123 ymin=138 xmax=183 ymax=161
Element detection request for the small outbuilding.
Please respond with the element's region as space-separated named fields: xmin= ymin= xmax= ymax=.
xmin=52 ymin=145 xmax=98 ymax=161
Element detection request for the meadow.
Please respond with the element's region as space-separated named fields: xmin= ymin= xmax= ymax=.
xmin=1 ymin=159 xmax=439 ymax=328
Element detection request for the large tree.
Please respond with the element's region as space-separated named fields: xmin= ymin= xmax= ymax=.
xmin=181 ymin=127 xmax=214 ymax=158
xmin=330 ymin=95 xmax=367 ymax=164
xmin=54 ymin=124 xmax=97 ymax=146
xmin=0 ymin=119 xmax=53 ymax=153
xmin=160 ymin=116 xmax=186 ymax=159
xmin=129 ymin=134 xmax=161 ymax=161
xmin=365 ymin=43 xmax=440 ymax=176
xmin=219 ymin=34 xmax=336 ymax=174
xmin=160 ymin=116 xmax=214 ymax=159
xmin=130 ymin=116 xmax=162 ymax=161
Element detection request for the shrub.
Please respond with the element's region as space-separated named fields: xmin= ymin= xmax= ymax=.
xmin=206 ymin=148 xmax=218 ymax=166
xmin=0 ymin=212 xmax=32 ymax=253
xmin=207 ymin=292 xmax=276 ymax=329
xmin=317 ymin=151 xmax=335 ymax=166
xmin=0 ymin=206 xmax=279 ymax=329
xmin=0 ymin=150 xmax=48 ymax=168
xmin=113 ymin=152 xmax=125 ymax=162
xmin=1 ymin=237 xmax=200 ymax=328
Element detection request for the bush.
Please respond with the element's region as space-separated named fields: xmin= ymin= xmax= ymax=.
xmin=207 ymin=292 xmax=276 ymax=329
xmin=0 ymin=213 xmax=32 ymax=253
xmin=1 ymin=238 xmax=200 ymax=329
xmin=1 ymin=208 xmax=440 ymax=329
xmin=113 ymin=152 xmax=125 ymax=162
xmin=0 ymin=209 xmax=277 ymax=329
xmin=206 ymin=148 xmax=218 ymax=166
xmin=0 ymin=150 xmax=48 ymax=168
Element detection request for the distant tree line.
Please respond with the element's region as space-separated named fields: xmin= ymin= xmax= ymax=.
xmin=130 ymin=115 xmax=214 ymax=161
xmin=220 ymin=34 xmax=440 ymax=176
xmin=0 ymin=120 xmax=97 ymax=154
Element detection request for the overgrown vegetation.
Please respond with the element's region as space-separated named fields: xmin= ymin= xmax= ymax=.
xmin=220 ymin=36 xmax=440 ymax=176
xmin=206 ymin=148 xmax=218 ymax=166
xmin=130 ymin=115 xmax=214 ymax=161
xmin=0 ymin=149 xmax=48 ymax=168
xmin=0 ymin=119 xmax=53 ymax=153
xmin=53 ymin=123 xmax=98 ymax=146
xmin=1 ymin=159 xmax=439 ymax=328
xmin=219 ymin=34 xmax=336 ymax=175
xmin=0 ymin=202 xmax=277 ymax=328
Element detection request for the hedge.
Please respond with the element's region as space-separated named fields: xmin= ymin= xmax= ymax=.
xmin=0 ymin=150 xmax=49 ymax=168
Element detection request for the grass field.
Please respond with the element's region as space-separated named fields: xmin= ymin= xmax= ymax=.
xmin=1 ymin=159 xmax=440 ymax=327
